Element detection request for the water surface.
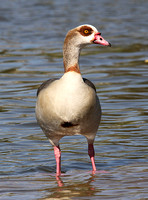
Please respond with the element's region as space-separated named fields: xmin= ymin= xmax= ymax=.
xmin=0 ymin=0 xmax=148 ymax=199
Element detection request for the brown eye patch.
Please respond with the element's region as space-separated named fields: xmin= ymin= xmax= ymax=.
xmin=79 ymin=26 xmax=93 ymax=36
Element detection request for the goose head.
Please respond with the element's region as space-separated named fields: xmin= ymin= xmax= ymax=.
xmin=64 ymin=24 xmax=111 ymax=48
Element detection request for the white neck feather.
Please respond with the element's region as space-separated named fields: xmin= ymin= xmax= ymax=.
xmin=63 ymin=40 xmax=81 ymax=72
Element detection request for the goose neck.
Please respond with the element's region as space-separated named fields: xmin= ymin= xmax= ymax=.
xmin=63 ymin=41 xmax=81 ymax=73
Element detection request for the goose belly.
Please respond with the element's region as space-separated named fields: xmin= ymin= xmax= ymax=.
xmin=36 ymin=74 xmax=101 ymax=137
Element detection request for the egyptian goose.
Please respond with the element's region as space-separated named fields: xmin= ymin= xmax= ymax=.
xmin=36 ymin=24 xmax=111 ymax=176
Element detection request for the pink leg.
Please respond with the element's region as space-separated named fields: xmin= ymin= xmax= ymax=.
xmin=54 ymin=145 xmax=61 ymax=176
xmin=88 ymin=144 xmax=96 ymax=171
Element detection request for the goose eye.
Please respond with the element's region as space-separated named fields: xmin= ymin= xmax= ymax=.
xmin=79 ymin=26 xmax=93 ymax=36
xmin=84 ymin=29 xmax=89 ymax=34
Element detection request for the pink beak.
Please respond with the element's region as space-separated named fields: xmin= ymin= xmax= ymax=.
xmin=93 ymin=33 xmax=111 ymax=47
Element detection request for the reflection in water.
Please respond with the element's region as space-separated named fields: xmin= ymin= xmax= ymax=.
xmin=39 ymin=164 xmax=148 ymax=199
xmin=56 ymin=175 xmax=64 ymax=187
xmin=54 ymin=174 xmax=97 ymax=198
xmin=1 ymin=164 xmax=144 ymax=200
xmin=0 ymin=0 xmax=148 ymax=199
xmin=56 ymin=170 xmax=109 ymax=187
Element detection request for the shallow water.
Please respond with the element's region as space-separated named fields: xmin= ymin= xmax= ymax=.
xmin=0 ymin=0 xmax=148 ymax=199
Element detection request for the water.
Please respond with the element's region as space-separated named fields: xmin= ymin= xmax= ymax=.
xmin=0 ymin=0 xmax=148 ymax=199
